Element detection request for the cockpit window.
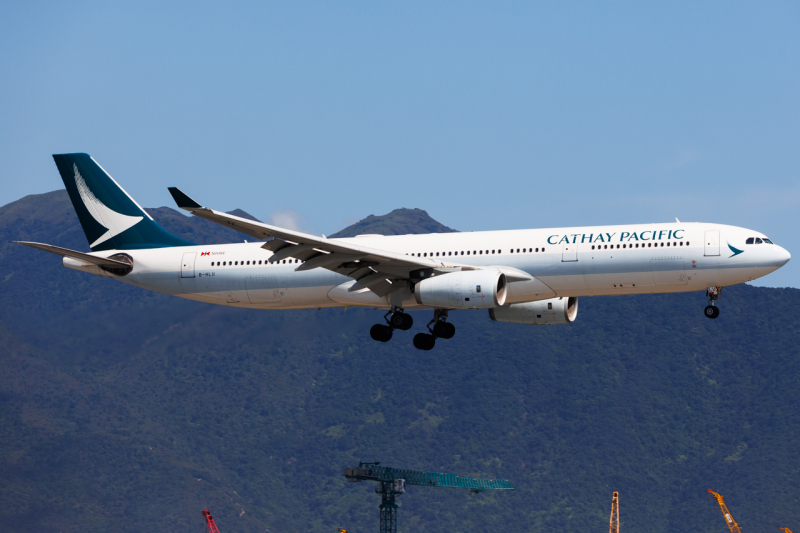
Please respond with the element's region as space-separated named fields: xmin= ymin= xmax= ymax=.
xmin=746 ymin=237 xmax=754 ymax=245
xmin=763 ymin=238 xmax=774 ymax=244
xmin=755 ymin=238 xmax=763 ymax=244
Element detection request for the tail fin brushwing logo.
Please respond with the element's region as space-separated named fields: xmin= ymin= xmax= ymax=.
xmin=74 ymin=164 xmax=143 ymax=248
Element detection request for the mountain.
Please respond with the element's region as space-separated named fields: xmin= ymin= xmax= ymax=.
xmin=329 ymin=208 xmax=456 ymax=237
xmin=0 ymin=190 xmax=798 ymax=533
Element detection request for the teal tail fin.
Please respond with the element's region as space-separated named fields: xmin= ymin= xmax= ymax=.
xmin=52 ymin=153 xmax=194 ymax=251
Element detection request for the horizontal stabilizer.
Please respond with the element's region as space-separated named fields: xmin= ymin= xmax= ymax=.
xmin=15 ymin=241 xmax=131 ymax=268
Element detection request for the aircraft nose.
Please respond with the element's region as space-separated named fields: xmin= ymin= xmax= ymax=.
xmin=776 ymin=245 xmax=791 ymax=267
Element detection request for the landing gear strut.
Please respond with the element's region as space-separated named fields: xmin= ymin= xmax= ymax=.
xmin=704 ymin=286 xmax=721 ymax=319
xmin=413 ymin=310 xmax=456 ymax=351
xmin=369 ymin=307 xmax=413 ymax=343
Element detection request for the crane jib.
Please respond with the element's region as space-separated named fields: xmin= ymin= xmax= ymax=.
xmin=343 ymin=465 xmax=513 ymax=490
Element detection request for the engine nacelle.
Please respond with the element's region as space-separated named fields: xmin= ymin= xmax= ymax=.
xmin=489 ymin=296 xmax=578 ymax=325
xmin=414 ymin=270 xmax=507 ymax=309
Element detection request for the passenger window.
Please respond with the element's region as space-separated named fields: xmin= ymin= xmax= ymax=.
xmin=541 ymin=248 xmax=545 ymax=252
xmin=660 ymin=242 xmax=664 ymax=247
xmin=616 ymin=244 xmax=620 ymax=249
xmin=479 ymin=250 xmax=483 ymax=255
xmin=755 ymin=238 xmax=763 ymax=244
xmin=523 ymin=248 xmax=526 ymax=252
xmin=746 ymin=237 xmax=754 ymax=244
xmin=547 ymin=302 xmax=552 ymax=309
xmin=635 ymin=243 xmax=639 ymax=248
xmin=666 ymin=243 xmax=670 ymax=247
xmin=592 ymin=245 xmax=595 ymax=250
xmin=623 ymin=244 xmax=626 ymax=249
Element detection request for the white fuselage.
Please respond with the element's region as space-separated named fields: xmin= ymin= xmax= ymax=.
xmin=71 ymin=222 xmax=790 ymax=311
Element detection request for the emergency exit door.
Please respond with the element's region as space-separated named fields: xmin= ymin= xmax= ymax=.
xmin=562 ymin=241 xmax=578 ymax=262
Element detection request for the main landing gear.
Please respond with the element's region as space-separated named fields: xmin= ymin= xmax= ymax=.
xmin=370 ymin=307 xmax=413 ymax=343
xmin=704 ymin=286 xmax=721 ymax=319
xmin=413 ymin=310 xmax=456 ymax=351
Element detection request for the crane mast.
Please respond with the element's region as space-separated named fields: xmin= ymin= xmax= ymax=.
xmin=708 ymin=490 xmax=743 ymax=533
xmin=202 ymin=509 xmax=221 ymax=533
xmin=609 ymin=491 xmax=619 ymax=533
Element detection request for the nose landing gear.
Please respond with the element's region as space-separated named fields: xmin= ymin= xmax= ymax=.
xmin=704 ymin=286 xmax=721 ymax=319
xmin=413 ymin=310 xmax=456 ymax=350
xmin=369 ymin=307 xmax=413 ymax=343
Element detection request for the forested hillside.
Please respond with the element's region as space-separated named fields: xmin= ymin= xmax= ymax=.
xmin=1 ymin=191 xmax=798 ymax=533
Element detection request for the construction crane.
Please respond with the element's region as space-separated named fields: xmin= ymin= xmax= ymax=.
xmin=708 ymin=490 xmax=743 ymax=533
xmin=202 ymin=509 xmax=221 ymax=533
xmin=609 ymin=491 xmax=619 ymax=533
xmin=780 ymin=529 xmax=793 ymax=533
xmin=343 ymin=461 xmax=513 ymax=533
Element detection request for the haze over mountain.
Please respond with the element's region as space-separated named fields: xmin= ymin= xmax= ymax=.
xmin=1 ymin=190 xmax=798 ymax=533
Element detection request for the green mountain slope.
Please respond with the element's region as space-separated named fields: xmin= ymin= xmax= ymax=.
xmin=0 ymin=191 xmax=798 ymax=533
xmin=329 ymin=208 xmax=456 ymax=237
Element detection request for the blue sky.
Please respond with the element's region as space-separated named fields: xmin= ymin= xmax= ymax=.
xmin=1 ymin=1 xmax=798 ymax=287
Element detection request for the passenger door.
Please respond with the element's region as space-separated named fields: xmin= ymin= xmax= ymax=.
xmin=704 ymin=230 xmax=720 ymax=256
xmin=180 ymin=252 xmax=196 ymax=278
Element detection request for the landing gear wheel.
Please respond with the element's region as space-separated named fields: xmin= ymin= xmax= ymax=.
xmin=432 ymin=321 xmax=455 ymax=339
xmin=413 ymin=333 xmax=436 ymax=351
xmin=704 ymin=305 xmax=720 ymax=319
xmin=389 ymin=312 xmax=413 ymax=331
xmin=370 ymin=324 xmax=393 ymax=342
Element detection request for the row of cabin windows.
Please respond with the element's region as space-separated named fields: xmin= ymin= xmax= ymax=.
xmin=408 ymin=247 xmax=545 ymax=258
xmin=591 ymin=241 xmax=689 ymax=250
xmin=211 ymin=259 xmax=302 ymax=266
xmin=746 ymin=237 xmax=774 ymax=244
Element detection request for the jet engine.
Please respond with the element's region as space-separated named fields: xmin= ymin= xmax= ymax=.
xmin=488 ymin=296 xmax=578 ymax=325
xmin=414 ymin=269 xmax=507 ymax=309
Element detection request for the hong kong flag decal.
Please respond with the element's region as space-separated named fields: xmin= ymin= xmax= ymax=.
xmin=201 ymin=252 xmax=210 ymax=256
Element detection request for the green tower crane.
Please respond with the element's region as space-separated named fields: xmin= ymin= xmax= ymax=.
xmin=343 ymin=462 xmax=513 ymax=533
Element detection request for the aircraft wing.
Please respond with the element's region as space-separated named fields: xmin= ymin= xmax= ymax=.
xmin=168 ymin=187 xmax=452 ymax=296
xmin=168 ymin=188 xmax=533 ymax=297
xmin=15 ymin=241 xmax=132 ymax=268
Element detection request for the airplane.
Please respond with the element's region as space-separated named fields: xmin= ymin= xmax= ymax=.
xmin=17 ymin=153 xmax=791 ymax=350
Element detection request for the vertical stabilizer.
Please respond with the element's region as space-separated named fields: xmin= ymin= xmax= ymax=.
xmin=52 ymin=153 xmax=194 ymax=251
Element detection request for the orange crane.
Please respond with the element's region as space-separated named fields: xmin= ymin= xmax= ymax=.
xmin=202 ymin=509 xmax=221 ymax=533
xmin=780 ymin=529 xmax=793 ymax=533
xmin=708 ymin=490 xmax=743 ymax=533
xmin=609 ymin=491 xmax=619 ymax=533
